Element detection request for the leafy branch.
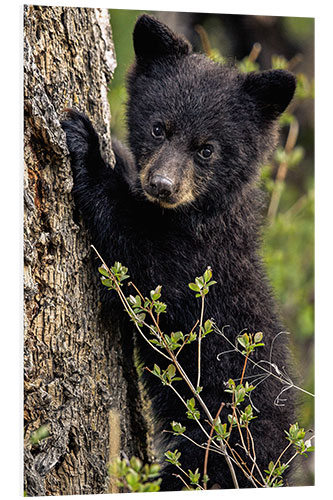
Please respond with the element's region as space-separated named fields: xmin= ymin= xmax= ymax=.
xmin=94 ymin=247 xmax=314 ymax=490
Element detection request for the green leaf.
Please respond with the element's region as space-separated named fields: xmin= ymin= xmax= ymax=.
xmin=195 ymin=277 xmax=204 ymax=288
xmin=101 ymin=278 xmax=113 ymax=288
xmin=228 ymin=414 xmax=238 ymax=426
xmin=207 ymin=280 xmax=217 ymax=287
xmin=98 ymin=266 xmax=109 ymax=277
xmin=153 ymin=364 xmax=161 ymax=376
xmin=167 ymin=364 xmax=176 ymax=379
xmin=289 ymin=146 xmax=305 ymax=167
xmin=278 ymin=112 xmax=295 ymax=126
xmin=148 ymin=463 xmax=161 ymax=477
xmin=203 ymin=267 xmax=212 ymax=283
xmin=186 ymin=398 xmax=200 ymax=420
xmin=188 ymin=468 xmax=200 ymax=484
xmin=187 ymin=398 xmax=195 ymax=410
xmin=271 ymin=54 xmax=289 ymax=70
xmin=202 ymin=319 xmax=213 ymax=336
xmin=126 ymin=471 xmax=139 ymax=488
xmin=268 ymin=461 xmax=275 ymax=472
xmin=274 ymin=146 xmax=288 ymax=164
xmin=130 ymin=456 xmax=142 ymax=472
xmin=150 ymin=285 xmax=162 ymax=301
xmin=165 ymin=449 xmax=181 ymax=467
xmin=171 ymin=331 xmax=183 ymax=342
xmin=154 ymin=301 xmax=167 ymax=314
xmin=237 ymin=335 xmax=247 ymax=349
xmin=171 ymin=421 xmax=186 ymax=435
xmin=254 ymin=332 xmax=263 ymax=344
xmin=227 ymin=378 xmax=235 ymax=389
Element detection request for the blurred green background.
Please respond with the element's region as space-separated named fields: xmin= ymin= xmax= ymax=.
xmin=108 ymin=9 xmax=314 ymax=486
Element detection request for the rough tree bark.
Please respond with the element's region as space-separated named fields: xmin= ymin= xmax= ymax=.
xmin=24 ymin=5 xmax=147 ymax=496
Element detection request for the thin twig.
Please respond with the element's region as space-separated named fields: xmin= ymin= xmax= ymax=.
xmin=159 ymin=377 xmax=217 ymax=446
xmin=240 ymin=355 xmax=248 ymax=385
xmin=248 ymin=42 xmax=262 ymax=63
xmin=203 ymin=402 xmax=225 ymax=489
xmin=172 ymin=473 xmax=191 ymax=490
xmin=128 ymin=280 xmax=146 ymax=302
xmin=267 ymin=441 xmax=292 ymax=484
xmin=91 ymin=245 xmax=172 ymax=362
xmin=163 ymin=429 xmax=229 ymax=457
xmin=246 ymin=425 xmax=267 ymax=485
xmin=196 ymin=295 xmax=205 ymax=389
xmin=194 ymin=25 xmax=212 ymax=56
xmin=175 ymin=319 xmax=199 ymax=359
xmin=214 ymin=325 xmax=315 ymax=398
xmin=224 ymin=440 xmax=262 ymax=487
xmin=174 ymin=463 xmax=204 ymax=490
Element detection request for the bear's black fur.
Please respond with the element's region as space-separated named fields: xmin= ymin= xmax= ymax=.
xmin=62 ymin=14 xmax=297 ymax=490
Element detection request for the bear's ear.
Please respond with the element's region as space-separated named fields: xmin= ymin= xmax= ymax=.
xmin=242 ymin=69 xmax=296 ymax=119
xmin=133 ymin=14 xmax=192 ymax=65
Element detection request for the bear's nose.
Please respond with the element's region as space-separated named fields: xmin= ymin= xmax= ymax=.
xmin=149 ymin=174 xmax=174 ymax=199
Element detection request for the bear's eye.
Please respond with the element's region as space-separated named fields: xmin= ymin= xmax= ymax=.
xmin=198 ymin=145 xmax=214 ymax=160
xmin=151 ymin=123 xmax=165 ymax=139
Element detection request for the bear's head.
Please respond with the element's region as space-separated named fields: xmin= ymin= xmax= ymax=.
xmin=126 ymin=15 xmax=296 ymax=210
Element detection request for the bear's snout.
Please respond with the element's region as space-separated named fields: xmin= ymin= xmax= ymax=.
xmin=139 ymin=150 xmax=196 ymax=208
xmin=147 ymin=174 xmax=175 ymax=200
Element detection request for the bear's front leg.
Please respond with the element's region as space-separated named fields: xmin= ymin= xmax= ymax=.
xmin=61 ymin=109 xmax=123 ymax=237
xmin=61 ymin=109 xmax=107 ymax=175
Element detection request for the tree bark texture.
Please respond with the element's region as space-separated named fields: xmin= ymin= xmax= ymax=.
xmin=24 ymin=5 xmax=147 ymax=496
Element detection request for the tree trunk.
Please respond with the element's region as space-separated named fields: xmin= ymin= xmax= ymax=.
xmin=24 ymin=5 xmax=147 ymax=496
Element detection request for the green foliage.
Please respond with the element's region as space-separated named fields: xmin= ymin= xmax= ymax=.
xmin=285 ymin=422 xmax=315 ymax=456
xmin=98 ymin=253 xmax=314 ymax=489
xmin=99 ymin=262 xmax=129 ymax=289
xmin=265 ymin=461 xmax=289 ymax=487
xmin=151 ymin=363 xmax=182 ymax=385
xmin=165 ymin=449 xmax=182 ymax=467
xmin=225 ymin=379 xmax=255 ymax=406
xmin=281 ymin=17 xmax=314 ymax=44
xmin=164 ymin=450 xmax=202 ymax=490
xmin=188 ymin=468 xmax=201 ymax=485
xmin=263 ymin=422 xmax=314 ymax=487
xmin=274 ymin=145 xmax=305 ymax=168
xmin=170 ymin=421 xmax=186 ymax=435
xmin=186 ymin=398 xmax=200 ymax=420
xmin=108 ymin=9 xmax=145 ymax=141
xmin=109 ymin=457 xmax=161 ymax=493
xmin=239 ymin=404 xmax=257 ymax=426
xmin=213 ymin=420 xmax=230 ymax=441
xmin=263 ymin=189 xmax=314 ymax=340
xmin=295 ymin=73 xmax=315 ymax=99
xmin=237 ymin=331 xmax=265 ymax=356
xmin=263 ymin=186 xmax=314 ymax=428
xmin=237 ymin=57 xmax=260 ymax=73
xmin=271 ymin=54 xmax=289 ymax=70
xmin=188 ymin=266 xmax=217 ymax=297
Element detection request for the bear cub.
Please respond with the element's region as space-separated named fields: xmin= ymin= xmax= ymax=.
xmin=62 ymin=14 xmax=297 ymax=491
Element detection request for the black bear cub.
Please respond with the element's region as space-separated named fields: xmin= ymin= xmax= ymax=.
xmin=62 ymin=14 xmax=296 ymax=490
